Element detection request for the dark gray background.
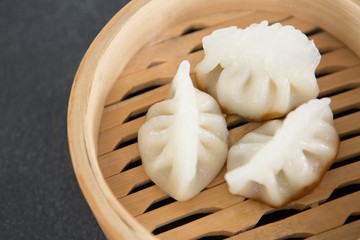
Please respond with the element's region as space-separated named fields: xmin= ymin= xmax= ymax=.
xmin=0 ymin=0 xmax=129 ymax=239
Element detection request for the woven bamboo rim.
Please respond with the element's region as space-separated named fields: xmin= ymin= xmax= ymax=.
xmin=68 ymin=0 xmax=360 ymax=239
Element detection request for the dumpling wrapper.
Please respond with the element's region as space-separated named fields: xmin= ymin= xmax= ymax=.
xmin=196 ymin=21 xmax=321 ymax=121
xmin=138 ymin=60 xmax=228 ymax=201
xmin=225 ymin=98 xmax=339 ymax=207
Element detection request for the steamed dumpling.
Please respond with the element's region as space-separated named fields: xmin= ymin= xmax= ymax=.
xmin=138 ymin=60 xmax=228 ymax=201
xmin=196 ymin=21 xmax=321 ymax=120
xmin=225 ymin=98 xmax=339 ymax=207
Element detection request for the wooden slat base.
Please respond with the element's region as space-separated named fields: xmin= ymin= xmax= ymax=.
xmin=97 ymin=10 xmax=360 ymax=240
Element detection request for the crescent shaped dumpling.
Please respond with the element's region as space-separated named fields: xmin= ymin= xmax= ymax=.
xmin=138 ymin=60 xmax=228 ymax=201
xmin=225 ymin=98 xmax=339 ymax=207
xmin=196 ymin=21 xmax=321 ymax=120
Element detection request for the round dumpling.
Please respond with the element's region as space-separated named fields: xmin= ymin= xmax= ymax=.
xmin=138 ymin=60 xmax=228 ymax=201
xmin=225 ymin=98 xmax=339 ymax=207
xmin=196 ymin=21 xmax=321 ymax=121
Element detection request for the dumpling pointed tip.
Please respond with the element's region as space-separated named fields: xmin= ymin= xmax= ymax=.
xmin=178 ymin=60 xmax=190 ymax=72
xmin=320 ymin=97 xmax=331 ymax=105
xmin=260 ymin=20 xmax=269 ymax=26
xmin=170 ymin=60 xmax=195 ymax=97
xmin=173 ymin=60 xmax=192 ymax=85
xmin=308 ymin=97 xmax=331 ymax=107
xmin=174 ymin=60 xmax=191 ymax=79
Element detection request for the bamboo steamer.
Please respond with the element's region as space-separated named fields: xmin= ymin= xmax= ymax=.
xmin=68 ymin=0 xmax=360 ymax=239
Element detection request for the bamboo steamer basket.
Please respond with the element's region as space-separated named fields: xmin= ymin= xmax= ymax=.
xmin=68 ymin=0 xmax=360 ymax=239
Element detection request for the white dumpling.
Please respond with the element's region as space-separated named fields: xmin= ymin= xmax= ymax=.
xmin=138 ymin=60 xmax=228 ymax=201
xmin=225 ymin=98 xmax=339 ymax=207
xmin=196 ymin=21 xmax=321 ymax=120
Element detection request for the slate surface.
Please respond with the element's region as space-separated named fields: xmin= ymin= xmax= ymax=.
xmin=0 ymin=1 xmax=129 ymax=239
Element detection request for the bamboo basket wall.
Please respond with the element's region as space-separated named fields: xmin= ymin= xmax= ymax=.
xmin=68 ymin=0 xmax=360 ymax=239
